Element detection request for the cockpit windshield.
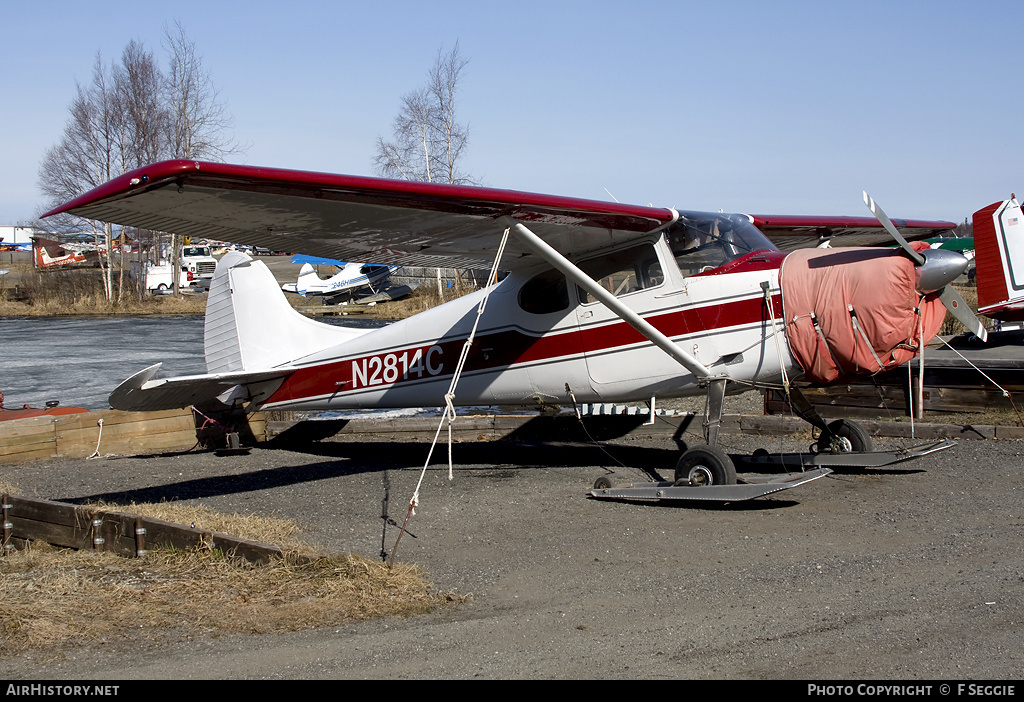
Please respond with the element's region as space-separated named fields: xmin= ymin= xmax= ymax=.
xmin=666 ymin=212 xmax=777 ymax=276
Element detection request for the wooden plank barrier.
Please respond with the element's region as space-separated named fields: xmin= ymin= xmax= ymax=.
xmin=2 ymin=492 xmax=287 ymax=564
xmin=765 ymin=355 xmax=1024 ymax=419
xmin=0 ymin=408 xmax=268 ymax=464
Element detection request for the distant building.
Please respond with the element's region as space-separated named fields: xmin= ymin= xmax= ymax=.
xmin=0 ymin=225 xmax=37 ymax=248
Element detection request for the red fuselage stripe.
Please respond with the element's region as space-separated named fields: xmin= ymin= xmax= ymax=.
xmin=266 ymin=292 xmax=783 ymax=405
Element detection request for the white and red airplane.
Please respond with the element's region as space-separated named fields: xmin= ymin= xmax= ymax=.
xmin=32 ymin=237 xmax=97 ymax=268
xmin=44 ymin=160 xmax=985 ymax=498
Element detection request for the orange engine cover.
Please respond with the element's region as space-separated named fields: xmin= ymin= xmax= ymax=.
xmin=780 ymin=245 xmax=946 ymax=384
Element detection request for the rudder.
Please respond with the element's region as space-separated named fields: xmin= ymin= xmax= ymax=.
xmin=974 ymin=196 xmax=1024 ymax=322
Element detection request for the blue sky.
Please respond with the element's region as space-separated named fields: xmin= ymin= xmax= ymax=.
xmin=4 ymin=0 xmax=1020 ymax=226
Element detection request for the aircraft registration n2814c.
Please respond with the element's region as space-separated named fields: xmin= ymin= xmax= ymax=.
xmin=45 ymin=160 xmax=986 ymax=500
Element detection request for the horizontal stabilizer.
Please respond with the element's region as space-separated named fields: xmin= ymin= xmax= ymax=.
xmin=109 ymin=363 xmax=292 ymax=412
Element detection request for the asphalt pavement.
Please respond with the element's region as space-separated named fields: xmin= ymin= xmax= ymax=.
xmin=3 ymin=427 xmax=1022 ymax=680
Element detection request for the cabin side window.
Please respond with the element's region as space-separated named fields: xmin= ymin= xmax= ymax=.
xmin=518 ymin=269 xmax=570 ymax=314
xmin=576 ymin=244 xmax=663 ymax=304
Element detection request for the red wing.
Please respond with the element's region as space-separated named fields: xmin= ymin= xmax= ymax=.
xmin=749 ymin=214 xmax=955 ymax=252
xmin=44 ymin=160 xmax=677 ymax=269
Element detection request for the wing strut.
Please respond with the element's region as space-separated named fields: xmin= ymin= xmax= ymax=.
xmin=503 ymin=218 xmax=714 ymax=381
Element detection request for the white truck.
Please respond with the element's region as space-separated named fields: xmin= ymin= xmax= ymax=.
xmin=132 ymin=261 xmax=193 ymax=293
xmin=132 ymin=245 xmax=219 ymax=293
xmin=180 ymin=245 xmax=218 ymax=282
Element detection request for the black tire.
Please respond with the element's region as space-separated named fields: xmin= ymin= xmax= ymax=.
xmin=674 ymin=446 xmax=737 ymax=486
xmin=593 ymin=475 xmax=615 ymax=490
xmin=820 ymin=419 xmax=872 ymax=454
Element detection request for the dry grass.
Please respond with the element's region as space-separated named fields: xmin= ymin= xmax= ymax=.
xmin=938 ymin=283 xmax=980 ymax=337
xmin=0 ymin=295 xmax=208 ymax=317
xmin=0 ymin=266 xmax=209 ymax=317
xmin=372 ymin=282 xmax=479 ymax=320
xmin=920 ymin=405 xmax=1024 ymax=428
xmin=0 ymin=500 xmax=462 ymax=655
xmin=0 ymin=273 xmax=472 ymax=320
xmin=104 ymin=501 xmax=316 ymax=554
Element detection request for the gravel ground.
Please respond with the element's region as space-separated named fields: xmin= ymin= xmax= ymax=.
xmin=2 ymin=415 xmax=1023 ymax=680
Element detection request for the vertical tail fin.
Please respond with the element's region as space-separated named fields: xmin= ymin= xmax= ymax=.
xmin=204 ymin=251 xmax=371 ymax=373
xmin=293 ymin=263 xmax=322 ymax=294
xmin=974 ymin=196 xmax=1024 ymax=322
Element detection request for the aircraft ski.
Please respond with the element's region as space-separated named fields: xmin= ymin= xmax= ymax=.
xmin=588 ymin=438 xmax=954 ymax=502
xmin=742 ymin=437 xmax=957 ymax=469
xmin=43 ymin=160 xmax=985 ymax=502
xmin=590 ymin=467 xmax=833 ymax=502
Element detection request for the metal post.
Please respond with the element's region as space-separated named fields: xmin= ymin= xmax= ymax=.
xmin=134 ymin=516 xmax=147 ymax=557
xmin=2 ymin=493 xmax=11 ymax=557
xmin=917 ymin=345 xmax=925 ymax=421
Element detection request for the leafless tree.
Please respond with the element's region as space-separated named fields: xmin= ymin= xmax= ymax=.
xmin=38 ymin=54 xmax=121 ymax=301
xmin=162 ymin=21 xmax=244 ymax=293
xmin=114 ymin=41 xmax=167 ymax=169
xmin=374 ymin=42 xmax=474 ymax=185
xmin=39 ymin=27 xmax=243 ymax=302
xmin=162 ymin=21 xmax=241 ymax=161
xmin=111 ymin=41 xmax=167 ymax=299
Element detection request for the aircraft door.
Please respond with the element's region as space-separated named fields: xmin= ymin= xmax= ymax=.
xmin=573 ymin=242 xmax=688 ymax=391
xmin=477 ymin=267 xmax=591 ymax=405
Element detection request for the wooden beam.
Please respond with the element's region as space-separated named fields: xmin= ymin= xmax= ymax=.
xmin=3 ymin=493 xmax=288 ymax=564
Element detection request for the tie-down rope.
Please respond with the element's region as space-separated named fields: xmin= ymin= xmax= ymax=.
xmin=389 ymin=227 xmax=511 ymax=567
xmin=86 ymin=419 xmax=104 ymax=459
xmin=936 ymin=335 xmax=1024 ymax=427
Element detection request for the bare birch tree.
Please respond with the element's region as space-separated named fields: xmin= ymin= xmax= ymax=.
xmin=163 ymin=21 xmax=241 ymax=161
xmin=112 ymin=41 xmax=166 ymax=300
xmin=38 ymin=54 xmax=121 ymax=301
xmin=39 ymin=27 xmax=242 ymax=304
xmin=114 ymin=41 xmax=167 ymax=168
xmin=373 ymin=43 xmax=476 ymax=299
xmin=374 ymin=42 xmax=474 ymax=185
xmin=162 ymin=21 xmax=243 ymax=293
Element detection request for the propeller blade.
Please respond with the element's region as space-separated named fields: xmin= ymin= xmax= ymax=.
xmin=863 ymin=191 xmax=926 ymax=265
xmin=939 ymin=286 xmax=988 ymax=342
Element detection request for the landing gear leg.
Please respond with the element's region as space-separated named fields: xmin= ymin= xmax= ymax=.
xmin=674 ymin=379 xmax=737 ymax=486
xmin=782 ymin=385 xmax=831 ymax=436
xmin=785 ymin=386 xmax=873 ymax=454
xmin=703 ymin=378 xmax=726 ymax=449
